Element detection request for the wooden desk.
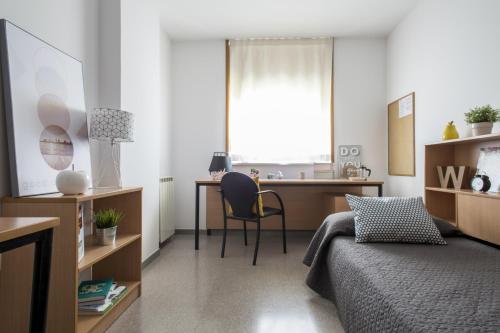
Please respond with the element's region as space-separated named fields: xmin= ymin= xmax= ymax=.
xmin=194 ymin=179 xmax=383 ymax=250
xmin=0 ymin=217 xmax=59 ymax=333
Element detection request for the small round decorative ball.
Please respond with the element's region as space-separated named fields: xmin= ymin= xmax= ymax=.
xmin=56 ymin=170 xmax=90 ymax=195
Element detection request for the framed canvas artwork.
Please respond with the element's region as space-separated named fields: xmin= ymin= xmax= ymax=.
xmin=337 ymin=145 xmax=362 ymax=178
xmin=477 ymin=147 xmax=500 ymax=193
xmin=0 ymin=20 xmax=91 ymax=196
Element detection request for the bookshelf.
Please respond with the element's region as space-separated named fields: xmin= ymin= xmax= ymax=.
xmin=424 ymin=134 xmax=500 ymax=245
xmin=0 ymin=187 xmax=142 ymax=333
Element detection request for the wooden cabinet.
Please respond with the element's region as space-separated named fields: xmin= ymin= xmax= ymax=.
xmin=0 ymin=187 xmax=142 ymax=333
xmin=457 ymin=194 xmax=500 ymax=245
xmin=424 ymin=133 xmax=500 ymax=246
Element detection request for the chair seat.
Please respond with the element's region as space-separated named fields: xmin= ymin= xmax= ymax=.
xmin=228 ymin=206 xmax=282 ymax=220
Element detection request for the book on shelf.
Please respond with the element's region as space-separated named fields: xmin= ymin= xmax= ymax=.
xmin=78 ymin=203 xmax=85 ymax=262
xmin=78 ymin=279 xmax=113 ymax=304
xmin=79 ymin=283 xmax=128 ymax=315
xmin=79 ymin=282 xmax=118 ymax=306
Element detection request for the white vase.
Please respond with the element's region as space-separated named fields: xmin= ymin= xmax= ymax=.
xmin=470 ymin=122 xmax=493 ymax=136
xmin=95 ymin=226 xmax=117 ymax=245
xmin=56 ymin=170 xmax=90 ymax=195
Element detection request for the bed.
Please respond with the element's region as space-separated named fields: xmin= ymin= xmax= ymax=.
xmin=303 ymin=212 xmax=500 ymax=332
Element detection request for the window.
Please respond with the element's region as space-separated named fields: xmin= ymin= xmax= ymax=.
xmin=226 ymin=38 xmax=333 ymax=164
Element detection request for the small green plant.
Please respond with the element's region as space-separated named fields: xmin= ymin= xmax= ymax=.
xmin=94 ymin=209 xmax=124 ymax=229
xmin=464 ymin=105 xmax=499 ymax=124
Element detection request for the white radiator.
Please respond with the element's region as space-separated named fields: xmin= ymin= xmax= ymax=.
xmin=159 ymin=177 xmax=175 ymax=244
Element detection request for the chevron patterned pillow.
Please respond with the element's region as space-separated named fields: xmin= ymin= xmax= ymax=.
xmin=345 ymin=195 xmax=446 ymax=245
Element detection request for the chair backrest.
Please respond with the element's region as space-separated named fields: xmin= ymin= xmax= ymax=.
xmin=220 ymin=172 xmax=258 ymax=218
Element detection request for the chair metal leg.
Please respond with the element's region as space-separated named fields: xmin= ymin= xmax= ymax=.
xmin=281 ymin=213 xmax=287 ymax=254
xmin=253 ymin=219 xmax=261 ymax=265
xmin=243 ymin=220 xmax=248 ymax=246
xmin=221 ymin=216 xmax=227 ymax=258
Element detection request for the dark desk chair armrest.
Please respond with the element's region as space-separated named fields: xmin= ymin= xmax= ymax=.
xmin=257 ymin=190 xmax=285 ymax=212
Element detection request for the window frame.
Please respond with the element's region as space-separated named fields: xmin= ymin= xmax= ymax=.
xmin=225 ymin=39 xmax=335 ymax=164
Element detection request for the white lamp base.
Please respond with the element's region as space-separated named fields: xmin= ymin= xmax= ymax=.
xmin=91 ymin=140 xmax=122 ymax=188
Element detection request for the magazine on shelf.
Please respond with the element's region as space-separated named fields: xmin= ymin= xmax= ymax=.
xmin=78 ymin=279 xmax=113 ymax=304
xmin=79 ymin=284 xmax=127 ymax=315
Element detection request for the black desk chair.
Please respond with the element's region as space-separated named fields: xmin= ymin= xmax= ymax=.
xmin=219 ymin=172 xmax=286 ymax=265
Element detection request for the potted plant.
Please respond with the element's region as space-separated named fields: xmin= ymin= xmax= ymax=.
xmin=464 ymin=105 xmax=499 ymax=136
xmin=94 ymin=209 xmax=124 ymax=245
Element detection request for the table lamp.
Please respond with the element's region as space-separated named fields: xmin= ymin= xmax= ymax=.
xmin=209 ymin=152 xmax=232 ymax=178
xmin=89 ymin=108 xmax=134 ymax=188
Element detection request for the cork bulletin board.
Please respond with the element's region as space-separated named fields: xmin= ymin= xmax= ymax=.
xmin=388 ymin=92 xmax=415 ymax=176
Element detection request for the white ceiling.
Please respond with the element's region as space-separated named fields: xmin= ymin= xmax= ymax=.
xmin=158 ymin=0 xmax=419 ymax=40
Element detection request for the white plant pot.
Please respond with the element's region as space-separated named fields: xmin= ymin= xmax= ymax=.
xmin=95 ymin=226 xmax=117 ymax=245
xmin=56 ymin=170 xmax=90 ymax=195
xmin=470 ymin=122 xmax=493 ymax=136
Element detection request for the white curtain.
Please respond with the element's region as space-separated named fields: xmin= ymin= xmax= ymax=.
xmin=228 ymin=38 xmax=333 ymax=164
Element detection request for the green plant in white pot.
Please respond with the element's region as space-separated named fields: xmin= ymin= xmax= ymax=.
xmin=465 ymin=105 xmax=499 ymax=136
xmin=94 ymin=209 xmax=124 ymax=245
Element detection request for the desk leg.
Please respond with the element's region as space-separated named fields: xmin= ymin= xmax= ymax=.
xmin=378 ymin=185 xmax=383 ymax=197
xmin=195 ymin=183 xmax=200 ymax=250
xmin=30 ymin=229 xmax=53 ymax=333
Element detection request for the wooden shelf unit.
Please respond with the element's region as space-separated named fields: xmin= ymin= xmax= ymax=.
xmin=0 ymin=187 xmax=142 ymax=333
xmin=424 ymin=134 xmax=500 ymax=245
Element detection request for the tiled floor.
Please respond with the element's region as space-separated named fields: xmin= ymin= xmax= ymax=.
xmin=107 ymin=231 xmax=343 ymax=333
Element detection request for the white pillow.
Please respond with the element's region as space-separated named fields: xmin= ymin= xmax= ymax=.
xmin=345 ymin=195 xmax=446 ymax=245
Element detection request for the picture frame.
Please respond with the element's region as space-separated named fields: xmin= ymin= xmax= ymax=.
xmin=0 ymin=20 xmax=91 ymax=196
xmin=337 ymin=145 xmax=362 ymax=178
xmin=477 ymin=147 xmax=500 ymax=193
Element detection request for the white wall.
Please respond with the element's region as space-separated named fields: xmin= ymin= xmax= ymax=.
xmin=120 ymin=0 xmax=165 ymax=260
xmin=0 ymin=0 xmax=170 ymax=261
xmin=0 ymin=0 xmax=99 ymax=198
xmin=386 ymin=0 xmax=500 ymax=196
xmin=96 ymin=0 xmax=170 ymax=261
xmin=160 ymin=29 xmax=173 ymax=177
xmin=90 ymin=0 xmax=122 ymax=188
xmin=171 ymin=41 xmax=226 ymax=230
xmin=171 ymin=38 xmax=386 ymax=230
xmin=98 ymin=0 xmax=121 ymax=108
xmin=334 ymin=38 xmax=387 ymax=183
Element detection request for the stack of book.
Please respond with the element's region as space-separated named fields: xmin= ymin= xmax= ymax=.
xmin=78 ymin=279 xmax=127 ymax=315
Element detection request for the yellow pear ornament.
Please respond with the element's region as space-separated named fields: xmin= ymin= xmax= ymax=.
xmin=442 ymin=121 xmax=459 ymax=140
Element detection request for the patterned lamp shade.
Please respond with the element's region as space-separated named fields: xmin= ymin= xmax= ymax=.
xmin=89 ymin=108 xmax=134 ymax=142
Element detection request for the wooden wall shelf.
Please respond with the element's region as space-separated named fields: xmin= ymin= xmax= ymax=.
xmin=0 ymin=187 xmax=142 ymax=333
xmin=79 ymin=234 xmax=141 ymax=272
xmin=425 ymin=132 xmax=500 ymax=146
xmin=425 ymin=187 xmax=500 ymax=200
xmin=424 ymin=134 xmax=500 ymax=244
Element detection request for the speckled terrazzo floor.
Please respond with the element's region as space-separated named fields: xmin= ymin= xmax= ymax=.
xmin=107 ymin=232 xmax=343 ymax=333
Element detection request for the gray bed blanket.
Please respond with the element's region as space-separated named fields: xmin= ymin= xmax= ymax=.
xmin=303 ymin=212 xmax=500 ymax=332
